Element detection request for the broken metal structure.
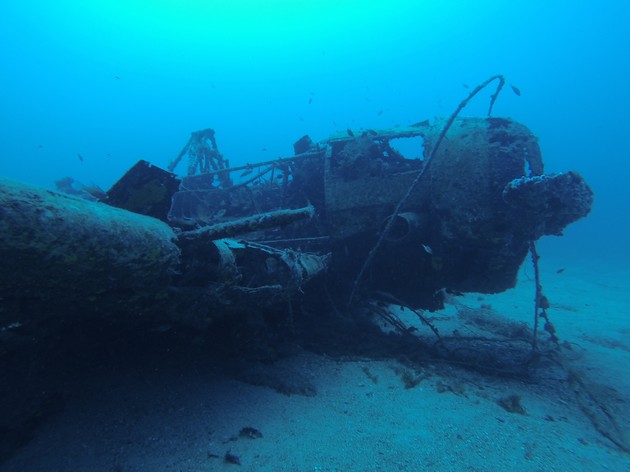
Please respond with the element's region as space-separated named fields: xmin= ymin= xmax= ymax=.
xmin=0 ymin=120 xmax=593 ymax=328
xmin=103 ymin=118 xmax=592 ymax=316
xmin=0 ymin=80 xmax=594 ymax=334
xmin=3 ymin=78 xmax=622 ymax=461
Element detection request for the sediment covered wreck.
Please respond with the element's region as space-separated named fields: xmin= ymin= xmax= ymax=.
xmin=0 ymin=77 xmax=595 ymax=361
xmin=2 ymin=78 xmax=616 ymax=458
xmin=0 ymin=112 xmax=592 ymax=330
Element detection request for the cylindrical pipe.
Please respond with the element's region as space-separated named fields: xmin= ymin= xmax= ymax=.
xmin=0 ymin=177 xmax=180 ymax=321
xmin=382 ymin=212 xmax=425 ymax=243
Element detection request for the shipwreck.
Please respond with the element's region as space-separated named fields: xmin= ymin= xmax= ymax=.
xmin=10 ymin=76 xmax=630 ymax=461
xmin=0 ymin=76 xmax=593 ymax=340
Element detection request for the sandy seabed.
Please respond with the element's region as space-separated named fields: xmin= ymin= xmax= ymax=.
xmin=2 ymin=254 xmax=629 ymax=472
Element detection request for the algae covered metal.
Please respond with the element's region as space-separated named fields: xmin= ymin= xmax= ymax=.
xmin=0 ymin=177 xmax=180 ymax=317
xmin=0 ymin=99 xmax=593 ymax=329
xmin=149 ymin=115 xmax=592 ymax=312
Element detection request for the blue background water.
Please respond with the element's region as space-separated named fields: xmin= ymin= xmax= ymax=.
xmin=1 ymin=0 xmax=628 ymax=264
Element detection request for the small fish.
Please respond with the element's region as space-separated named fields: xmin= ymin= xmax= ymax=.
xmin=462 ymin=83 xmax=470 ymax=89
xmin=261 ymin=148 xmax=267 ymax=151
xmin=37 ymin=144 xmax=43 ymax=148
xmin=377 ymin=110 xmax=383 ymax=116
xmin=421 ymin=244 xmax=433 ymax=255
xmin=347 ymin=128 xmax=355 ymax=137
xmin=78 ymin=153 xmax=84 ymax=162
xmin=240 ymin=168 xmax=253 ymax=177
xmin=308 ymin=97 xmax=313 ymax=104
xmin=556 ymin=268 xmax=565 ymax=274
xmin=210 ymin=83 xmax=216 ymax=89
xmin=510 ymin=84 xmax=521 ymax=96
xmin=114 ymin=75 xmax=120 ymax=80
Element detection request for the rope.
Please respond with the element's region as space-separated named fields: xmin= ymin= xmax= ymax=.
xmin=348 ymin=75 xmax=507 ymax=305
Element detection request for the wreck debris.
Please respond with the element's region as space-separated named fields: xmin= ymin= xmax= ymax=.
xmin=168 ymin=128 xmax=230 ymax=183
xmin=348 ymin=75 xmax=532 ymax=305
xmin=1 ymin=106 xmax=594 ymax=329
xmin=0 ymin=178 xmax=327 ymax=326
xmin=1 ymin=79 xmax=612 ymax=458
xmin=0 ymin=176 xmax=180 ymax=318
xmin=503 ymin=171 xmax=594 ymax=236
xmin=6 ymin=106 xmax=592 ymax=327
xmin=178 ymin=205 xmax=315 ymax=242
xmin=174 ymin=237 xmax=329 ymax=315
xmin=0 ymin=74 xmax=595 ymax=336
xmin=497 ymin=394 xmax=526 ymax=415
xmin=167 ymin=151 xmax=323 ymax=227
xmin=239 ymin=427 xmax=263 ymax=439
xmin=167 ymin=127 xmax=234 ymax=192
xmin=314 ymin=115 xmax=592 ymax=309
xmin=223 ymin=451 xmax=241 ymax=465
xmin=106 ymin=159 xmax=180 ymax=221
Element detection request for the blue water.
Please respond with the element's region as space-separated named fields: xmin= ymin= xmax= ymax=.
xmin=1 ymin=2 xmax=629 ymax=469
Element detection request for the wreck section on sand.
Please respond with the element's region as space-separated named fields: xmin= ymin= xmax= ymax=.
xmin=0 ymin=117 xmax=593 ymax=329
